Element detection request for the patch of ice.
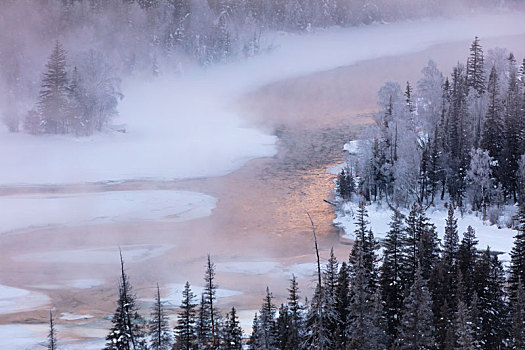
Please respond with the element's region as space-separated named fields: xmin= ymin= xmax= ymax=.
xmin=215 ymin=261 xmax=281 ymax=275
xmin=15 ymin=244 xmax=174 ymax=264
xmin=0 ymin=285 xmax=50 ymax=314
xmin=0 ymin=324 xmax=44 ymax=350
xmin=60 ymin=312 xmax=94 ymax=321
xmin=31 ymin=279 xmax=104 ymax=291
xmin=0 ymin=190 xmax=216 ymax=235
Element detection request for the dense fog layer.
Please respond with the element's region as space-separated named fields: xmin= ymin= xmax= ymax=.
xmin=1 ymin=0 xmax=523 ymax=135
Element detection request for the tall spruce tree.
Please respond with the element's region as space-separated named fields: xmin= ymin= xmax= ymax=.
xmin=48 ymin=310 xmax=57 ymax=350
xmin=104 ymin=252 xmax=148 ymax=350
xmin=466 ymin=36 xmax=485 ymax=96
xmin=148 ymin=284 xmax=173 ymax=350
xmin=335 ymin=262 xmax=350 ymax=349
xmin=175 ymin=282 xmax=197 ymax=350
xmin=200 ymin=254 xmax=220 ymax=348
xmin=223 ymin=307 xmax=243 ymax=350
xmin=481 ymin=66 xmax=505 ymax=189
xmin=473 ymin=248 xmax=508 ymax=348
xmin=457 ymin=226 xmax=479 ymax=304
xmin=396 ymin=265 xmax=435 ymax=350
xmin=380 ymin=208 xmax=407 ymax=342
xmin=509 ymin=280 xmax=525 ymax=349
xmin=510 ymin=198 xmax=525 ymax=295
xmin=252 ymin=287 xmax=278 ymax=350
xmin=347 ymin=215 xmax=386 ymax=349
xmin=321 ymin=248 xmax=339 ymax=345
xmin=502 ymin=54 xmax=523 ymax=201
xmin=403 ymin=203 xmax=439 ymax=283
xmin=38 ymin=41 xmax=69 ymax=134
xmin=303 ymin=284 xmax=331 ymax=349
xmin=446 ymin=64 xmax=470 ymax=206
xmin=454 ymin=299 xmax=478 ymax=350
xmin=285 ymin=275 xmax=303 ymax=350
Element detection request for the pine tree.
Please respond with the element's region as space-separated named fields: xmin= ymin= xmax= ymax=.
xmin=322 ymin=248 xmax=339 ymax=345
xmin=405 ymin=81 xmax=415 ymax=116
xmin=481 ymin=66 xmax=505 ymax=190
xmin=276 ymin=304 xmax=291 ymax=350
xmin=104 ymin=252 xmax=148 ymax=350
xmin=443 ymin=204 xmax=459 ymax=267
xmin=48 ymin=310 xmax=57 ymax=350
xmin=455 ymin=299 xmax=477 ymax=350
xmin=302 ymin=284 xmax=330 ymax=349
xmin=350 ymin=203 xmax=377 ymax=289
xmin=403 ymin=203 xmax=439 ymax=283
xmin=252 ymin=287 xmax=278 ymax=350
xmin=175 ymin=282 xmax=197 ymax=350
xmin=396 ymin=266 xmax=435 ymax=350
xmin=510 ymin=199 xmax=525 ymax=295
xmin=200 ymin=254 xmax=220 ymax=348
xmin=38 ymin=41 xmax=69 ymax=134
xmin=248 ymin=314 xmax=259 ymax=349
xmin=446 ymin=64 xmax=470 ymax=206
xmin=509 ymin=280 xmax=525 ymax=349
xmin=148 ymin=284 xmax=172 ymax=350
xmin=337 ymin=167 xmax=355 ymax=201
xmin=347 ymin=215 xmax=386 ymax=349
xmin=380 ymin=208 xmax=407 ymax=342
xmin=223 ymin=307 xmax=243 ymax=350
xmin=473 ymin=248 xmax=508 ymax=348
xmin=457 ymin=226 xmax=479 ymax=304
xmin=285 ymin=275 xmax=303 ymax=350
xmin=335 ymin=262 xmax=350 ymax=349
xmin=502 ymin=55 xmax=523 ymax=201
xmin=466 ymin=36 xmax=485 ymax=96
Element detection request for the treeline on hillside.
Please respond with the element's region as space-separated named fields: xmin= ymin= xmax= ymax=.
xmin=45 ymin=200 xmax=525 ymax=349
xmin=1 ymin=1 xmax=520 ymax=135
xmin=339 ymin=38 xmax=525 ymax=215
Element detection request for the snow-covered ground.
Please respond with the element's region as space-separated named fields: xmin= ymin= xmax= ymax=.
xmin=0 ymin=325 xmax=45 ymax=350
xmin=335 ymin=201 xmax=518 ymax=261
xmin=15 ymin=244 xmax=175 ymax=265
xmin=0 ymin=285 xmax=51 ymax=314
xmin=334 ymin=140 xmax=519 ymax=264
xmin=0 ymin=190 xmax=216 ymax=235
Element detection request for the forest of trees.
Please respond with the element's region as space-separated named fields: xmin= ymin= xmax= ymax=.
xmin=338 ymin=38 xmax=525 ymax=215
xmin=1 ymin=0 xmax=522 ymax=135
xmin=45 ymin=200 xmax=525 ymax=349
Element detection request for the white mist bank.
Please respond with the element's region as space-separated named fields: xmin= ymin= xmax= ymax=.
xmin=0 ymin=12 xmax=524 ymax=186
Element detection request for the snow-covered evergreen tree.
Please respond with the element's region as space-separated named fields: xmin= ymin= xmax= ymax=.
xmin=252 ymin=287 xmax=278 ymax=350
xmin=380 ymin=208 xmax=407 ymax=342
xmin=508 ymin=279 xmax=525 ymax=348
xmin=37 ymin=41 xmax=69 ymax=134
xmin=285 ymin=275 xmax=303 ymax=350
xmin=175 ymin=282 xmax=197 ymax=350
xmin=510 ymin=198 xmax=525 ymax=295
xmin=148 ymin=284 xmax=172 ymax=350
xmin=396 ymin=266 xmax=435 ymax=349
xmin=222 ymin=307 xmax=242 ymax=350
xmin=48 ymin=310 xmax=57 ymax=350
xmin=104 ymin=252 xmax=148 ymax=350
xmin=466 ymin=36 xmax=485 ymax=96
